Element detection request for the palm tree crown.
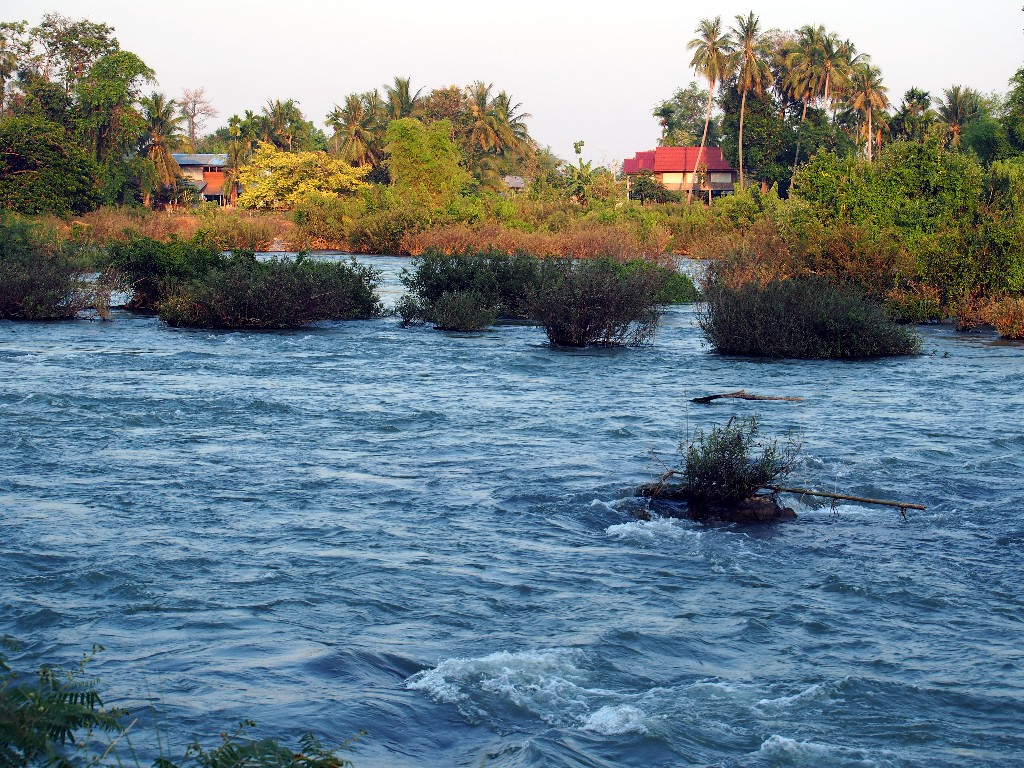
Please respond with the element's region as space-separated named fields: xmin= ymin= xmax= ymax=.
xmin=687 ymin=16 xmax=734 ymax=201
xmin=729 ymin=12 xmax=772 ymax=188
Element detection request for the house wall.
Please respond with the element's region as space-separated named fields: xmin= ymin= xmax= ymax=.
xmin=179 ymin=166 xmax=204 ymax=182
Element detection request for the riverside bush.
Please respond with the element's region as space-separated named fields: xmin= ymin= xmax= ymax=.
xmin=106 ymin=235 xmax=224 ymax=310
xmin=397 ymin=248 xmax=540 ymax=327
xmin=985 ymin=296 xmax=1024 ymax=338
xmin=0 ymin=216 xmax=112 ymax=320
xmin=158 ymin=252 xmax=382 ymax=329
xmin=700 ymin=272 xmax=922 ymax=358
xmin=0 ymin=640 xmax=356 ymax=768
xmin=530 ymin=257 xmax=665 ymax=346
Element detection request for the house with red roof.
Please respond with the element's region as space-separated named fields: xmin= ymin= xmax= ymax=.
xmin=621 ymin=146 xmax=737 ymax=198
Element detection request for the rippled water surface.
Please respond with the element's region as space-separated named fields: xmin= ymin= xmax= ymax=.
xmin=2 ymin=255 xmax=1023 ymax=767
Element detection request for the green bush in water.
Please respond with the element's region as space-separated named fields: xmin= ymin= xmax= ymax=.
xmin=158 ymin=252 xmax=382 ymax=329
xmin=0 ymin=215 xmax=112 ymax=320
xmin=699 ymin=273 xmax=922 ymax=359
xmin=529 ymin=257 xmax=665 ymax=347
xmin=398 ymin=248 xmax=541 ymax=326
xmin=105 ymin=235 xmax=223 ymax=310
xmin=427 ymin=291 xmax=500 ymax=331
xmin=680 ymin=416 xmax=797 ymax=512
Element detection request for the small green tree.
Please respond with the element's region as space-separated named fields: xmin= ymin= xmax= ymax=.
xmin=384 ymin=118 xmax=471 ymax=205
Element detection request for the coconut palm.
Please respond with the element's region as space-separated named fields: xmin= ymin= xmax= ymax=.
xmin=262 ymin=98 xmax=303 ymax=151
xmin=687 ymin=16 xmax=734 ymax=202
xmin=729 ymin=12 xmax=772 ymax=188
xmin=936 ymin=85 xmax=980 ymax=148
xmin=785 ymin=25 xmax=824 ymax=171
xmin=891 ymin=87 xmax=935 ymax=142
xmin=492 ymin=90 xmax=532 ymax=157
xmin=466 ymin=81 xmax=505 ymax=153
xmin=138 ymin=92 xmax=185 ymax=207
xmin=384 ymin=76 xmax=423 ymax=120
xmin=847 ymin=62 xmax=889 ymax=160
xmin=328 ymin=92 xmax=381 ymax=167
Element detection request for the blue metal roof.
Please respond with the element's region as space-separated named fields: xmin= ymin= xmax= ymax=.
xmin=172 ymin=153 xmax=228 ymax=167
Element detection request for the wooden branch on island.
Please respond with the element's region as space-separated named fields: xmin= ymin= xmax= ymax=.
xmin=692 ymin=389 xmax=804 ymax=404
xmin=765 ymin=485 xmax=927 ymax=514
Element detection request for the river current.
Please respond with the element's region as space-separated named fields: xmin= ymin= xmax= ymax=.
xmin=1 ymin=255 xmax=1022 ymax=767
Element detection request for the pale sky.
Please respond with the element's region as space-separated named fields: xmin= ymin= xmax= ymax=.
xmin=7 ymin=1 xmax=1024 ymax=165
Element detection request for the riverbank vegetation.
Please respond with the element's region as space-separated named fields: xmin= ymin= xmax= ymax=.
xmin=0 ymin=640 xmax=357 ymax=767
xmin=2 ymin=10 xmax=1024 ymax=340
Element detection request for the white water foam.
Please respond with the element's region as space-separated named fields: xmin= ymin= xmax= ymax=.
xmin=406 ymin=649 xmax=652 ymax=733
xmin=755 ymin=734 xmax=895 ymax=766
xmin=605 ymin=517 xmax=702 ymax=544
xmin=755 ymin=682 xmax=828 ymax=710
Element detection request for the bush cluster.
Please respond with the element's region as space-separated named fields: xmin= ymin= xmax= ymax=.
xmin=0 ymin=216 xmax=112 ymax=320
xmin=699 ymin=270 xmax=922 ymax=359
xmin=158 ymin=253 xmax=382 ymax=329
xmin=397 ymin=249 xmax=696 ymax=343
xmin=106 ymin=236 xmax=224 ymax=310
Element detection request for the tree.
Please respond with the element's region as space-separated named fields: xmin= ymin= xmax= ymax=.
xmin=729 ymin=12 xmax=773 ymax=188
xmin=138 ymin=92 xmax=184 ymax=207
xmin=327 ymin=93 xmax=382 ymax=167
xmin=891 ymin=88 xmax=936 ymax=142
xmin=785 ymin=25 xmax=822 ymax=171
xmin=178 ymin=86 xmax=217 ymax=147
xmin=0 ymin=115 xmax=99 ymax=214
xmin=687 ymin=16 xmax=734 ymax=202
xmin=652 ymin=83 xmax=719 ymax=147
xmin=936 ymin=85 xmax=980 ymax=148
xmin=1004 ymin=68 xmax=1024 ymax=153
xmin=384 ymin=118 xmax=470 ymax=204
xmin=847 ymin=62 xmax=888 ymax=160
xmin=30 ymin=13 xmax=118 ymax=95
xmin=75 ymin=50 xmax=154 ymax=164
xmin=0 ymin=21 xmax=28 ymax=116
xmin=384 ymin=76 xmax=422 ymax=120
xmin=236 ymin=143 xmax=369 ymax=209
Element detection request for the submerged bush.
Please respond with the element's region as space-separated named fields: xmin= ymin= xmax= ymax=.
xmin=158 ymin=253 xmax=382 ymax=329
xmin=0 ymin=216 xmax=112 ymax=320
xmin=398 ymin=248 xmax=541 ymax=327
xmin=529 ymin=257 xmax=665 ymax=347
xmin=699 ymin=271 xmax=922 ymax=359
xmin=106 ymin=235 xmax=224 ymax=310
xmin=0 ymin=639 xmax=357 ymax=767
xmin=678 ymin=416 xmax=797 ymax=512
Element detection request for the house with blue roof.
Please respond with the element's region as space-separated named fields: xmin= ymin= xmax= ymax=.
xmin=171 ymin=153 xmax=234 ymax=205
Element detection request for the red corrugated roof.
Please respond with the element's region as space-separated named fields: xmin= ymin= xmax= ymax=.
xmin=623 ymin=146 xmax=734 ymax=174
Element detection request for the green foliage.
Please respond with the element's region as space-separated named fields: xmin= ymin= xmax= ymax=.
xmin=653 ymin=83 xmax=720 ymax=147
xmin=0 ymin=641 xmax=358 ymax=768
xmin=237 ymin=144 xmax=369 ymax=210
xmin=425 ymin=291 xmax=499 ymax=332
xmin=529 ymin=257 xmax=665 ymax=347
xmin=628 ymin=170 xmax=679 ymax=204
xmin=397 ymin=248 xmax=540 ymax=325
xmin=678 ymin=416 xmax=797 ymax=511
xmin=158 ymin=252 xmax=382 ymax=329
xmin=0 ymin=117 xmax=100 ymax=215
xmin=700 ymin=273 xmax=922 ymax=358
xmin=384 ymin=119 xmax=471 ymax=204
xmin=0 ymin=215 xmax=111 ymax=319
xmin=106 ymin=236 xmax=224 ymax=310
xmin=650 ymin=269 xmax=702 ymax=304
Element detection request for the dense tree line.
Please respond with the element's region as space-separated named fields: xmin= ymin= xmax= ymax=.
xmin=653 ymin=13 xmax=1024 ymax=194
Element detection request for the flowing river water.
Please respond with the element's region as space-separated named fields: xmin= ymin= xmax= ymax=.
xmin=1 ymin=255 xmax=1023 ymax=767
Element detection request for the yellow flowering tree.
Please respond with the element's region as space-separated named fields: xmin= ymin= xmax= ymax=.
xmin=237 ymin=142 xmax=369 ymax=209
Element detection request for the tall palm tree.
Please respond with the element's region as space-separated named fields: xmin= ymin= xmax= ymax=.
xmin=138 ymin=92 xmax=185 ymax=207
xmin=847 ymin=62 xmax=889 ymax=160
xmin=384 ymin=76 xmax=423 ymax=120
xmin=891 ymin=87 xmax=935 ymax=142
xmin=262 ymin=98 xmax=303 ymax=151
xmin=492 ymin=90 xmax=532 ymax=157
xmin=786 ymin=25 xmax=823 ymax=172
xmin=328 ymin=93 xmax=381 ymax=167
xmin=936 ymin=85 xmax=980 ymax=148
xmin=466 ymin=81 xmax=505 ymax=153
xmin=729 ymin=12 xmax=772 ymax=189
xmin=687 ymin=16 xmax=734 ymax=203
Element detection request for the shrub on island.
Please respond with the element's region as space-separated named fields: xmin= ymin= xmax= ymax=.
xmin=0 ymin=216 xmax=113 ymax=320
xmin=106 ymin=235 xmax=224 ymax=310
xmin=396 ymin=248 xmax=541 ymax=329
xmin=699 ymin=268 xmax=922 ymax=359
xmin=157 ymin=252 xmax=382 ymax=329
xmin=529 ymin=257 xmax=666 ymax=347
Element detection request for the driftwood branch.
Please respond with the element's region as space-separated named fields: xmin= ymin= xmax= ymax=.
xmin=765 ymin=485 xmax=926 ymax=512
xmin=692 ymin=389 xmax=803 ymax=404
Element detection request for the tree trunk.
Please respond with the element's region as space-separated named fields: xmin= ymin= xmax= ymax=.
xmin=792 ymin=98 xmax=809 ymax=174
xmin=688 ymin=78 xmax=714 ymax=205
xmin=867 ymin=107 xmax=873 ymax=161
xmin=738 ymin=89 xmax=747 ymax=189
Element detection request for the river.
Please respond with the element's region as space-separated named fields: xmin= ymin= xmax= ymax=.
xmin=1 ymin=255 xmax=1022 ymax=767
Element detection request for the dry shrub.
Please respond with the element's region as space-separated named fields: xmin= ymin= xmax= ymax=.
xmin=401 ymin=220 xmax=670 ymax=260
xmin=74 ymin=208 xmax=200 ymax=244
xmin=983 ymin=296 xmax=1024 ymax=338
xmin=885 ymin=282 xmax=943 ymax=323
xmin=691 ymin=220 xmax=800 ymax=289
xmin=194 ymin=211 xmax=287 ymax=251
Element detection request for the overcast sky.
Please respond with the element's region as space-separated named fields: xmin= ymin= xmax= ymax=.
xmin=8 ymin=1 xmax=1024 ymax=165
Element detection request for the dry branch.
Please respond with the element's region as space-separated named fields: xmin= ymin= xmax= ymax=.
xmin=765 ymin=485 xmax=926 ymax=512
xmin=692 ymin=389 xmax=804 ymax=404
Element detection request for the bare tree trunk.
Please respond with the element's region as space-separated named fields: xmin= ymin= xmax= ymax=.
xmin=688 ymin=78 xmax=714 ymax=205
xmin=867 ymin=107 xmax=873 ymax=161
xmin=738 ymin=89 xmax=747 ymax=189
xmin=792 ymin=99 xmax=809 ymax=174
